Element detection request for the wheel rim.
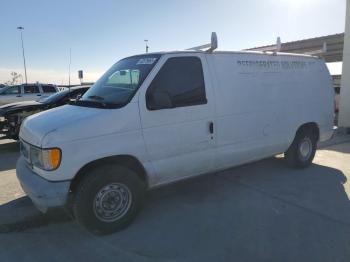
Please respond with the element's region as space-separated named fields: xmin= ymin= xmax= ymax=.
xmin=299 ymin=137 xmax=312 ymax=161
xmin=93 ymin=183 xmax=132 ymax=222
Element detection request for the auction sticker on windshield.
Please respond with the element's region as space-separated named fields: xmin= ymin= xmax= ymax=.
xmin=136 ymin=58 xmax=157 ymax=65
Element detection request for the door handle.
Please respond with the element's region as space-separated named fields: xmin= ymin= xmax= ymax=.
xmin=209 ymin=121 xmax=214 ymax=134
xmin=37 ymin=94 xmax=41 ymax=96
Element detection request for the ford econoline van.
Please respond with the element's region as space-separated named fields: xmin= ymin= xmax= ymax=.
xmin=16 ymin=36 xmax=334 ymax=234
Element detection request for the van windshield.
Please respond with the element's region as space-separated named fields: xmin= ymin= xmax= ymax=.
xmin=77 ymin=54 xmax=161 ymax=108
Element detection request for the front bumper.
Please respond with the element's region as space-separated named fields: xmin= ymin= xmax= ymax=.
xmin=16 ymin=156 xmax=70 ymax=212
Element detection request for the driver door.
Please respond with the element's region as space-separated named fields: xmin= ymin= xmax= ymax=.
xmin=138 ymin=54 xmax=216 ymax=186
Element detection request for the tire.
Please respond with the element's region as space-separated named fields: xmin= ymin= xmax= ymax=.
xmin=73 ymin=164 xmax=145 ymax=235
xmin=284 ymin=129 xmax=317 ymax=168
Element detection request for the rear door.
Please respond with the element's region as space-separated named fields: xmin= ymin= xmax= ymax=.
xmin=22 ymin=84 xmax=41 ymax=101
xmin=138 ymin=54 xmax=216 ymax=186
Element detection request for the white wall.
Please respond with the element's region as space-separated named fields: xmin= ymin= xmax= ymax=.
xmin=339 ymin=0 xmax=350 ymax=127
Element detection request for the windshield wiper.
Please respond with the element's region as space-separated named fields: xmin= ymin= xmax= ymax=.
xmin=70 ymin=99 xmax=108 ymax=108
xmin=87 ymin=95 xmax=105 ymax=101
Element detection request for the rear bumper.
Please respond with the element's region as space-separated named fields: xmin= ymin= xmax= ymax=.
xmin=16 ymin=156 xmax=70 ymax=212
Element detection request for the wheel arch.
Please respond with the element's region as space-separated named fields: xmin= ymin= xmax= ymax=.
xmin=69 ymin=155 xmax=149 ymax=193
xmin=295 ymin=122 xmax=320 ymax=141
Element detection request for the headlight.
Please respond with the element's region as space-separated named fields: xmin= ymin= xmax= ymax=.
xmin=29 ymin=146 xmax=61 ymax=171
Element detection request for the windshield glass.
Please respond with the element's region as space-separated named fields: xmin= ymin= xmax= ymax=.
xmin=39 ymin=90 xmax=69 ymax=103
xmin=79 ymin=54 xmax=161 ymax=108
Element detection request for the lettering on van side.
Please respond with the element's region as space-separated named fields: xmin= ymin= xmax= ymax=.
xmin=237 ymin=60 xmax=313 ymax=71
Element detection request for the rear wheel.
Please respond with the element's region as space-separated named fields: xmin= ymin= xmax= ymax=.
xmin=284 ymin=129 xmax=317 ymax=168
xmin=73 ymin=164 xmax=145 ymax=235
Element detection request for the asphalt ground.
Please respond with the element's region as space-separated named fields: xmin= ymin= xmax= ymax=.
xmin=0 ymin=136 xmax=349 ymax=261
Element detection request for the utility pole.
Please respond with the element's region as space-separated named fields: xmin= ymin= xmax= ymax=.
xmin=68 ymin=48 xmax=72 ymax=87
xmin=144 ymin=39 xmax=149 ymax=53
xmin=17 ymin=26 xmax=28 ymax=85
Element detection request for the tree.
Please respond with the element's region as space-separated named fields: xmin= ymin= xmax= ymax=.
xmin=4 ymin=72 xmax=23 ymax=86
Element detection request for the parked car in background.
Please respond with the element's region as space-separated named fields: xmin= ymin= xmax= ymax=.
xmin=0 ymin=86 xmax=89 ymax=139
xmin=0 ymin=84 xmax=6 ymax=89
xmin=0 ymin=83 xmax=58 ymax=106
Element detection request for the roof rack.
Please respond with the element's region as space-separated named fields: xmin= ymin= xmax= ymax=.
xmin=271 ymin=36 xmax=327 ymax=57
xmin=303 ymin=42 xmax=328 ymax=58
xmin=186 ymin=32 xmax=218 ymax=53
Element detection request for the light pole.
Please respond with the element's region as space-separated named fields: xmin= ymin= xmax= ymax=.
xmin=68 ymin=48 xmax=71 ymax=87
xmin=144 ymin=39 xmax=149 ymax=53
xmin=17 ymin=26 xmax=28 ymax=85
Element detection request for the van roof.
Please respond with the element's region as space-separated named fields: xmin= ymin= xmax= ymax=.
xmin=140 ymin=50 xmax=320 ymax=60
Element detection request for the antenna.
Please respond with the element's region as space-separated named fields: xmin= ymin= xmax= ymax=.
xmin=186 ymin=32 xmax=218 ymax=53
xmin=68 ymin=48 xmax=71 ymax=88
xmin=144 ymin=39 xmax=149 ymax=53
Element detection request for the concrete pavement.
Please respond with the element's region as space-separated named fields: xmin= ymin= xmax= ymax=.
xmin=0 ymin=139 xmax=349 ymax=261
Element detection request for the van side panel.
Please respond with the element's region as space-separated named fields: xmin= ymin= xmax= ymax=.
xmin=207 ymin=53 xmax=333 ymax=170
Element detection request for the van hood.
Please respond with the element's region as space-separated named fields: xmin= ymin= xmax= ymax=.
xmin=20 ymin=105 xmax=102 ymax=147
xmin=20 ymin=103 xmax=140 ymax=148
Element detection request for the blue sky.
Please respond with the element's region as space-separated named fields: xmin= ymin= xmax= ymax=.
xmin=0 ymin=0 xmax=346 ymax=84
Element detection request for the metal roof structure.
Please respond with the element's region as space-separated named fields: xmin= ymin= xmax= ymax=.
xmin=246 ymin=33 xmax=344 ymax=63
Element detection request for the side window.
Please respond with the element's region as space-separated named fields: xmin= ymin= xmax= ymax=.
xmin=3 ymin=86 xmax=20 ymax=95
xmin=146 ymin=57 xmax=207 ymax=110
xmin=42 ymin=85 xmax=56 ymax=93
xmin=24 ymin=85 xmax=39 ymax=93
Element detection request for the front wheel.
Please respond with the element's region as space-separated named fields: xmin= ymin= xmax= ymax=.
xmin=73 ymin=164 xmax=145 ymax=235
xmin=284 ymin=130 xmax=317 ymax=168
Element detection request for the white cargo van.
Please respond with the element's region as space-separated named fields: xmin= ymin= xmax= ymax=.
xmin=16 ymin=35 xmax=334 ymax=234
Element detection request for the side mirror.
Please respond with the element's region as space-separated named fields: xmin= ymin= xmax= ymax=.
xmin=147 ymin=89 xmax=173 ymax=110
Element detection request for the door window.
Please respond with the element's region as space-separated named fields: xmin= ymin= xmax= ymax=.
xmin=24 ymin=85 xmax=39 ymax=93
xmin=42 ymin=85 xmax=56 ymax=93
xmin=146 ymin=57 xmax=207 ymax=110
xmin=3 ymin=86 xmax=20 ymax=95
